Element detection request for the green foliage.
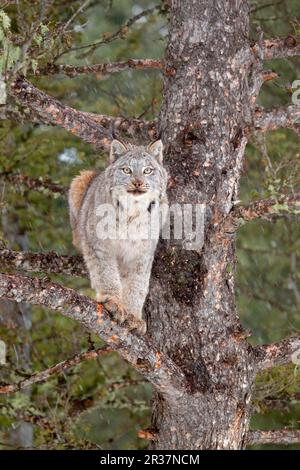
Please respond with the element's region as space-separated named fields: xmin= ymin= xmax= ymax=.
xmin=0 ymin=10 xmax=21 ymax=77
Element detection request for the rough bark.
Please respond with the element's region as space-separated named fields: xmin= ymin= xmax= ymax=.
xmin=146 ymin=0 xmax=256 ymax=450
xmin=9 ymin=77 xmax=156 ymax=147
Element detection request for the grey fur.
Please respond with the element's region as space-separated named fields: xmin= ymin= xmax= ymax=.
xmin=69 ymin=140 xmax=168 ymax=334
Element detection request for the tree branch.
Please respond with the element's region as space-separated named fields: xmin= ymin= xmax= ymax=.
xmin=261 ymin=69 xmax=279 ymax=82
xmin=231 ymin=192 xmax=300 ymax=223
xmin=9 ymin=77 xmax=156 ymax=147
xmin=0 ymin=249 xmax=87 ymax=277
xmin=38 ymin=59 xmax=162 ymax=78
xmin=254 ymin=105 xmax=300 ymax=133
xmin=57 ymin=5 xmax=163 ymax=59
xmin=261 ymin=36 xmax=300 ymax=60
xmin=247 ymin=429 xmax=300 ymax=445
xmin=251 ymin=70 xmax=280 ymax=100
xmin=254 ymin=335 xmax=300 ymax=371
xmin=0 ymin=346 xmax=111 ymax=394
xmin=255 ymin=393 xmax=300 ymax=412
xmin=0 ymin=272 xmax=187 ymax=400
xmin=62 ymin=0 xmax=91 ymax=33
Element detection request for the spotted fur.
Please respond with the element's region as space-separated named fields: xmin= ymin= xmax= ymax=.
xmin=68 ymin=140 xmax=168 ymax=334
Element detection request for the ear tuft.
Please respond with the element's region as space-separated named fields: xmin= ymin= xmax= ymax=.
xmin=110 ymin=139 xmax=127 ymax=163
xmin=148 ymin=139 xmax=163 ymax=164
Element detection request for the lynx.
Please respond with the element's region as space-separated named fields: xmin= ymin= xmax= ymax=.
xmin=68 ymin=139 xmax=168 ymax=334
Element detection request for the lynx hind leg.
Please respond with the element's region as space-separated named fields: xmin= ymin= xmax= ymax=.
xmin=81 ymin=245 xmax=126 ymax=324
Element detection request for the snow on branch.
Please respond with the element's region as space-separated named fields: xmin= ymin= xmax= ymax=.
xmin=247 ymin=429 xmax=300 ymax=445
xmin=9 ymin=77 xmax=157 ymax=147
xmin=0 ymin=347 xmax=111 ymax=394
xmin=0 ymin=272 xmax=187 ymax=399
xmin=254 ymin=335 xmax=300 ymax=371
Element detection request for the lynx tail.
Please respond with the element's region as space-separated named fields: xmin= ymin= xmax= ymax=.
xmin=69 ymin=170 xmax=97 ymax=249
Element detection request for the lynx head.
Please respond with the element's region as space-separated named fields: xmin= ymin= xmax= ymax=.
xmin=107 ymin=139 xmax=168 ymax=205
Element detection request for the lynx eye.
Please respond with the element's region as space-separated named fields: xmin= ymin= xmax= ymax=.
xmin=122 ymin=167 xmax=132 ymax=174
xmin=143 ymin=167 xmax=153 ymax=175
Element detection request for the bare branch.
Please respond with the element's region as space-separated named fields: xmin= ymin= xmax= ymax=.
xmin=261 ymin=36 xmax=300 ymax=60
xmin=261 ymin=69 xmax=279 ymax=82
xmin=0 ymin=171 xmax=66 ymax=196
xmin=0 ymin=272 xmax=187 ymax=399
xmin=247 ymin=429 xmax=300 ymax=445
xmin=10 ymin=77 xmax=109 ymax=147
xmin=57 ymin=5 xmax=163 ymax=59
xmin=0 ymin=347 xmax=111 ymax=394
xmin=9 ymin=77 xmax=156 ymax=147
xmin=254 ymin=105 xmax=300 ymax=133
xmin=254 ymin=335 xmax=300 ymax=371
xmin=38 ymin=59 xmax=163 ymax=78
xmin=249 ymin=70 xmax=280 ymax=105
xmin=0 ymin=249 xmax=87 ymax=277
xmin=230 ymin=192 xmax=300 ymax=224
xmin=255 ymin=393 xmax=300 ymax=412
xmin=62 ymin=0 xmax=91 ymax=33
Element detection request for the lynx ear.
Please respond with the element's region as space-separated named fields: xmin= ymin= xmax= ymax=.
xmin=148 ymin=139 xmax=163 ymax=164
xmin=110 ymin=139 xmax=127 ymax=163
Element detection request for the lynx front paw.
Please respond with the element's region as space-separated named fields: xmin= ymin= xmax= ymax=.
xmin=104 ymin=299 xmax=126 ymax=324
xmin=126 ymin=317 xmax=147 ymax=335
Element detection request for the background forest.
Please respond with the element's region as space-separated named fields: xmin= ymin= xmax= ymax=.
xmin=0 ymin=0 xmax=300 ymax=450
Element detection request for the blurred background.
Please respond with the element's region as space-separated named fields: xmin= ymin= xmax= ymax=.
xmin=0 ymin=0 xmax=300 ymax=450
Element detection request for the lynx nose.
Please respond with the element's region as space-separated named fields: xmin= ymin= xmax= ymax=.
xmin=132 ymin=178 xmax=144 ymax=188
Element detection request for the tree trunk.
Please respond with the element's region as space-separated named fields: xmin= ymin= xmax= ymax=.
xmin=147 ymin=0 xmax=256 ymax=450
